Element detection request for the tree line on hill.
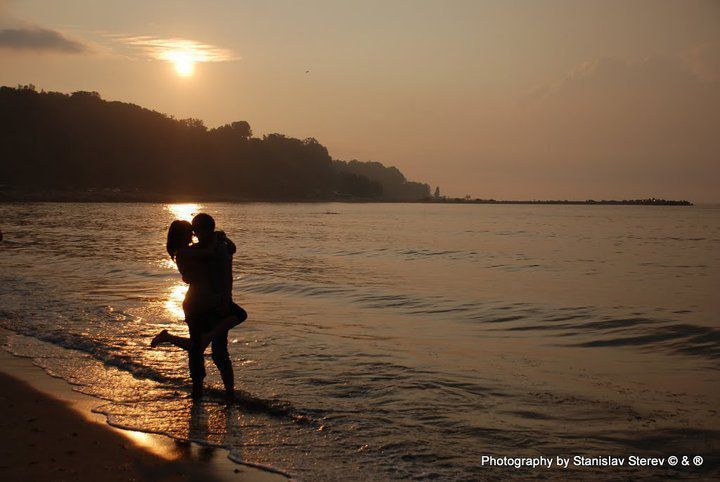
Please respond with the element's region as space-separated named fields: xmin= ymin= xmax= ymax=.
xmin=0 ymin=85 xmax=430 ymax=201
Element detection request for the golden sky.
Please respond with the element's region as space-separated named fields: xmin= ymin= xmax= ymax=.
xmin=1 ymin=0 xmax=719 ymax=201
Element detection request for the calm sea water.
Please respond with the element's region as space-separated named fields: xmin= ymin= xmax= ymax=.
xmin=0 ymin=202 xmax=718 ymax=480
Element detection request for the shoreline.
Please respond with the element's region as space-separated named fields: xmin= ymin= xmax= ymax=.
xmin=0 ymin=186 xmax=696 ymax=206
xmin=0 ymin=329 xmax=288 ymax=482
xmin=0 ymin=194 xmax=698 ymax=206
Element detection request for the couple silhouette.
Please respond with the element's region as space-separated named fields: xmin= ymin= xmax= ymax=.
xmin=151 ymin=213 xmax=246 ymax=401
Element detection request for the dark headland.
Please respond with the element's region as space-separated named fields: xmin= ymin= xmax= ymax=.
xmin=0 ymin=85 xmax=691 ymax=206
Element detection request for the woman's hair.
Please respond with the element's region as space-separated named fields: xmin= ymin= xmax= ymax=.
xmin=166 ymin=220 xmax=193 ymax=260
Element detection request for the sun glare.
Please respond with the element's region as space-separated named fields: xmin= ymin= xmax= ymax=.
xmin=165 ymin=283 xmax=188 ymax=319
xmin=173 ymin=54 xmax=195 ymax=77
xmin=120 ymin=36 xmax=236 ymax=78
xmin=163 ymin=49 xmax=200 ymax=77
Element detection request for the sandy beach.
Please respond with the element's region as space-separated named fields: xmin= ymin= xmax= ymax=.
xmin=0 ymin=340 xmax=286 ymax=482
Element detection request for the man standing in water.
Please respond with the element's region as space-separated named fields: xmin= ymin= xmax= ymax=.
xmin=190 ymin=213 xmax=240 ymax=400
xmin=152 ymin=213 xmax=247 ymax=400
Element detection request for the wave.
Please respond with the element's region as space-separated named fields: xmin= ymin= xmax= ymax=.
xmin=94 ymin=414 xmax=294 ymax=479
xmin=0 ymin=319 xmax=316 ymax=424
xmin=320 ymin=245 xmax=558 ymax=271
xmin=566 ymin=323 xmax=720 ymax=360
xmin=237 ymin=275 xmax=720 ymax=364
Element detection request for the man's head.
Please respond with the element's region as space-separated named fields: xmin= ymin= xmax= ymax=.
xmin=191 ymin=213 xmax=215 ymax=242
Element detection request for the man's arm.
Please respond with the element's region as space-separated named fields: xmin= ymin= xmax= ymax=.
xmin=216 ymin=238 xmax=234 ymax=314
xmin=216 ymin=231 xmax=236 ymax=255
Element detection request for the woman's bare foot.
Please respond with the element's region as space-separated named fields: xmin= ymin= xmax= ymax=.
xmin=150 ymin=329 xmax=169 ymax=348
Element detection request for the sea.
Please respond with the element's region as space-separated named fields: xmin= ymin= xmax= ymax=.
xmin=0 ymin=202 xmax=718 ymax=480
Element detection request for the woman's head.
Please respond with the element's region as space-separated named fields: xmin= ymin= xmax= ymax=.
xmin=166 ymin=220 xmax=193 ymax=259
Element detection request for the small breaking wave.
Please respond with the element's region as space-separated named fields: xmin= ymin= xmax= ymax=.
xmin=0 ymin=320 xmax=316 ymax=424
xmin=238 ymin=275 xmax=720 ymax=364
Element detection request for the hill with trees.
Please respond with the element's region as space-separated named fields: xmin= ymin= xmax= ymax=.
xmin=0 ymin=85 xmax=430 ymax=201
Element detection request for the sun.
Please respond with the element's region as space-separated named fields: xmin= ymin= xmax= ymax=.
xmin=163 ymin=50 xmax=196 ymax=77
xmin=172 ymin=53 xmax=195 ymax=77
xmin=133 ymin=37 xmax=234 ymax=78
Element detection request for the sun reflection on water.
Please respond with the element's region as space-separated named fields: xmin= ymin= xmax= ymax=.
xmin=161 ymin=204 xmax=199 ymax=320
xmin=122 ymin=430 xmax=181 ymax=460
xmin=165 ymin=203 xmax=203 ymax=222
xmin=165 ymin=283 xmax=188 ymax=320
xmin=159 ymin=258 xmax=177 ymax=270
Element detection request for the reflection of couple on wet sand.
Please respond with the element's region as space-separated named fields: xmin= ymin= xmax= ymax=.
xmin=150 ymin=213 xmax=246 ymax=401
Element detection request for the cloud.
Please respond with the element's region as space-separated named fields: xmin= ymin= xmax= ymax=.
xmin=685 ymin=42 xmax=720 ymax=82
xmin=111 ymin=35 xmax=237 ymax=63
xmin=0 ymin=27 xmax=88 ymax=53
xmin=517 ymin=55 xmax=720 ymax=161
xmin=474 ymin=54 xmax=720 ymax=201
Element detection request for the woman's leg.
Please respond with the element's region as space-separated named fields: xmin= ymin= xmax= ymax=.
xmin=187 ymin=319 xmax=207 ymax=399
xmin=200 ymin=303 xmax=248 ymax=349
xmin=150 ymin=329 xmax=193 ymax=350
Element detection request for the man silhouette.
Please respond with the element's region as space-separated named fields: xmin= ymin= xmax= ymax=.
xmin=189 ymin=213 xmax=244 ymax=400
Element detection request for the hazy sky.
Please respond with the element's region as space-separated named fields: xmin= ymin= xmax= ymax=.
xmin=1 ymin=0 xmax=719 ymax=201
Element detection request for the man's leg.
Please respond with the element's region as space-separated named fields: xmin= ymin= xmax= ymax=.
xmin=211 ymin=329 xmax=235 ymax=399
xmin=187 ymin=319 xmax=206 ymax=399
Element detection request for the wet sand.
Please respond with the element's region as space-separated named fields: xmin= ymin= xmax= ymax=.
xmin=0 ymin=340 xmax=286 ymax=482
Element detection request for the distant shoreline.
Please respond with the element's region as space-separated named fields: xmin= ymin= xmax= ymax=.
xmin=422 ymin=197 xmax=693 ymax=206
xmin=0 ymin=189 xmax=693 ymax=206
